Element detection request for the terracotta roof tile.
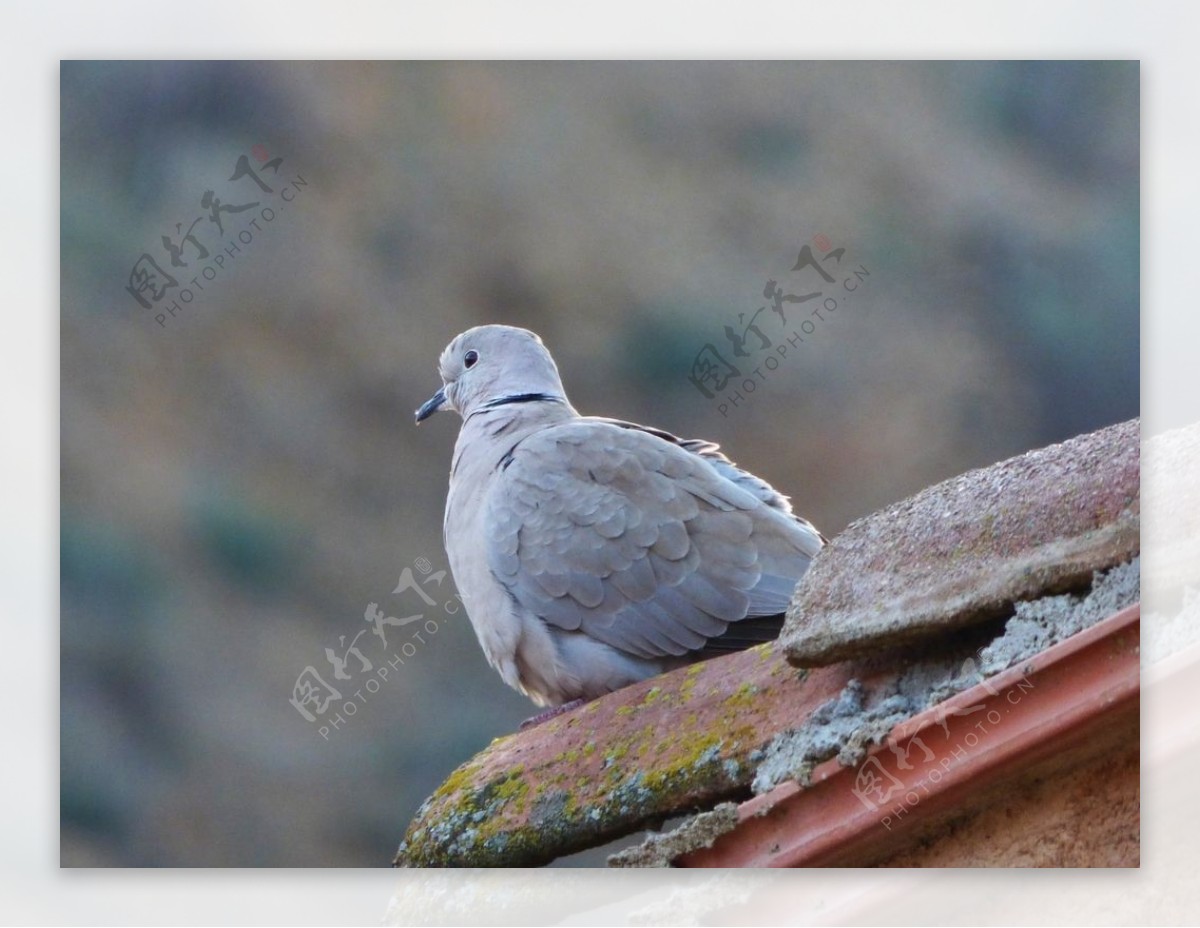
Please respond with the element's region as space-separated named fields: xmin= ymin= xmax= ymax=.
xmin=782 ymin=418 xmax=1139 ymax=666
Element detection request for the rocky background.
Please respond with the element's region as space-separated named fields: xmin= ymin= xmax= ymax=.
xmin=60 ymin=61 xmax=1138 ymax=866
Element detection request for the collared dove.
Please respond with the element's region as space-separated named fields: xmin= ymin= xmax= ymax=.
xmin=416 ymin=325 xmax=825 ymax=713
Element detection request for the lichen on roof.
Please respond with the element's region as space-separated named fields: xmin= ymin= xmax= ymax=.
xmin=394 ymin=641 xmax=812 ymax=867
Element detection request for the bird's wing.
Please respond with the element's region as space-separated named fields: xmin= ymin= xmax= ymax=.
xmin=590 ymin=416 xmax=828 ymax=529
xmin=483 ymin=419 xmax=823 ymax=660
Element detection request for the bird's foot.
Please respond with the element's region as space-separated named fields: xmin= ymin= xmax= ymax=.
xmin=519 ymin=698 xmax=586 ymax=730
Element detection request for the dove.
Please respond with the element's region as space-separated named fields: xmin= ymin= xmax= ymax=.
xmin=415 ymin=325 xmax=825 ymax=719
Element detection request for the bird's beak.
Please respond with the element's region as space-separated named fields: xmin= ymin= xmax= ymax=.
xmin=415 ymin=387 xmax=447 ymax=424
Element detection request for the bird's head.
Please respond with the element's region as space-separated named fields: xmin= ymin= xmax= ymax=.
xmin=415 ymin=325 xmax=569 ymax=424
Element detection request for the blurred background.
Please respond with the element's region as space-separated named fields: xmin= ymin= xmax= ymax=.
xmin=60 ymin=60 xmax=1138 ymax=867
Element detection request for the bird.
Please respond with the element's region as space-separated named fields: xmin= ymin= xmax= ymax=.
xmin=415 ymin=325 xmax=825 ymax=723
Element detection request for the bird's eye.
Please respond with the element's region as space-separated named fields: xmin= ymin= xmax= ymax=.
xmin=464 ymin=350 xmax=479 ymax=369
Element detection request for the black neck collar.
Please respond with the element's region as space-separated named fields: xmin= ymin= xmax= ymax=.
xmin=466 ymin=393 xmax=565 ymax=423
xmin=481 ymin=392 xmax=563 ymax=411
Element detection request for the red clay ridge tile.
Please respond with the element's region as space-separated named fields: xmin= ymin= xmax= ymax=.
xmin=394 ymin=642 xmax=878 ymax=867
xmin=782 ymin=418 xmax=1140 ymax=667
